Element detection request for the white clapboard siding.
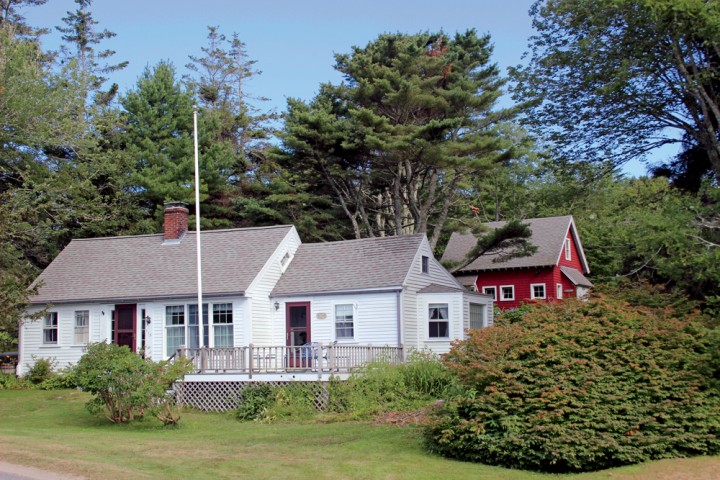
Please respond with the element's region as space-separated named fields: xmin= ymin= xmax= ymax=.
xmin=401 ymin=237 xmax=463 ymax=350
xmin=18 ymin=303 xmax=109 ymax=375
xmin=271 ymin=292 xmax=400 ymax=346
xmin=246 ymin=228 xmax=302 ymax=345
xmin=417 ymin=292 xmax=463 ymax=355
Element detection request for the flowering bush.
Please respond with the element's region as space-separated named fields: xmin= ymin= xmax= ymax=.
xmin=425 ymin=296 xmax=720 ymax=473
xmin=0 ymin=353 xmax=18 ymax=366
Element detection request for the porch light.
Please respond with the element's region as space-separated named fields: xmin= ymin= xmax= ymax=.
xmin=274 ymin=301 xmax=280 ymax=311
xmin=144 ymin=315 xmax=151 ymax=324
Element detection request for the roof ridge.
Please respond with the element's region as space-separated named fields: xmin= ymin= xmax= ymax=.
xmin=302 ymin=233 xmax=424 ymax=248
xmin=69 ymin=224 xmax=294 ymax=242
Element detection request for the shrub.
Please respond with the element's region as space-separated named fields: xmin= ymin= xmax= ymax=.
xmin=73 ymin=342 xmax=191 ymax=424
xmin=24 ymin=357 xmax=57 ymax=384
xmin=0 ymin=372 xmax=29 ymax=390
xmin=236 ymin=383 xmax=275 ymax=421
xmin=425 ymin=296 xmax=720 ymax=473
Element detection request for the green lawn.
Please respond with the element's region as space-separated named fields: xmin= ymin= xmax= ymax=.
xmin=0 ymin=390 xmax=718 ymax=480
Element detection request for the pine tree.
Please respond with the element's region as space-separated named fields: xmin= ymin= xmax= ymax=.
xmin=120 ymin=61 xmax=195 ymax=222
xmin=279 ymin=31 xmax=519 ymax=247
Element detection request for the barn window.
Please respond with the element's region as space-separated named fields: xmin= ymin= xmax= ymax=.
xmin=564 ymin=238 xmax=572 ymax=260
xmin=556 ymin=283 xmax=563 ymax=299
xmin=74 ymin=310 xmax=89 ymax=344
xmin=482 ymin=286 xmax=496 ymax=300
xmin=429 ymin=303 xmax=449 ymax=338
xmin=335 ymin=304 xmax=354 ymax=339
xmin=43 ymin=312 xmax=58 ymax=345
xmin=531 ymin=283 xmax=546 ymax=299
xmin=500 ymin=285 xmax=515 ymax=301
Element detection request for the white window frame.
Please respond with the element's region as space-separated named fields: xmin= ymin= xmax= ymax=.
xmin=428 ymin=303 xmax=450 ymax=339
xmin=43 ymin=312 xmax=58 ymax=345
xmin=564 ymin=238 xmax=572 ymax=261
xmin=421 ymin=255 xmax=429 ymax=274
xmin=530 ymin=283 xmax=546 ymax=300
xmin=279 ymin=251 xmax=292 ymax=272
xmin=166 ymin=302 xmax=235 ymax=356
xmin=74 ymin=310 xmax=89 ymax=344
xmin=482 ymin=286 xmax=496 ymax=300
xmin=556 ymin=283 xmax=563 ymax=299
xmin=334 ymin=304 xmax=354 ymax=340
xmin=212 ymin=303 xmax=234 ymax=348
xmin=165 ymin=305 xmax=186 ymax=357
xmin=500 ymin=285 xmax=515 ymax=301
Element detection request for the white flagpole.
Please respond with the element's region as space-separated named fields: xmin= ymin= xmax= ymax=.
xmin=193 ymin=107 xmax=204 ymax=348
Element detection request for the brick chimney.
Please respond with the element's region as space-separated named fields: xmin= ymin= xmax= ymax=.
xmin=163 ymin=202 xmax=189 ymax=241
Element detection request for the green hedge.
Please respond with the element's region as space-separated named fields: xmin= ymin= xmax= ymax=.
xmin=425 ymin=297 xmax=720 ymax=473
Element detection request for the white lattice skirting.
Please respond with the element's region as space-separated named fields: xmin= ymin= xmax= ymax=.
xmin=174 ymin=380 xmax=331 ymax=412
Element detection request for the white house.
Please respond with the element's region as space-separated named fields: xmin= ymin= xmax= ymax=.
xmin=19 ymin=203 xmax=492 ymax=376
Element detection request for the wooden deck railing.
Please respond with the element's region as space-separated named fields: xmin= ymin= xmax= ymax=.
xmin=176 ymin=344 xmax=404 ymax=378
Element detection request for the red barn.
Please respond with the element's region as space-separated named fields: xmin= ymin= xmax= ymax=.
xmin=441 ymin=216 xmax=592 ymax=310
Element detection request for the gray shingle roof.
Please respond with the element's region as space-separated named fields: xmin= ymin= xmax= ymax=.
xmin=272 ymin=234 xmax=425 ymax=296
xmin=442 ymin=216 xmax=583 ymax=272
xmin=30 ymin=225 xmax=294 ymax=304
xmin=560 ymin=266 xmax=593 ymax=287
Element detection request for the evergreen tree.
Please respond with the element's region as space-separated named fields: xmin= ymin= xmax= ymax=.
xmin=56 ymin=0 xmax=127 ymax=107
xmin=184 ymin=26 xmax=277 ymax=226
xmin=121 ymin=61 xmax=195 ymax=222
xmin=279 ymin=31 xmax=519 ymax=248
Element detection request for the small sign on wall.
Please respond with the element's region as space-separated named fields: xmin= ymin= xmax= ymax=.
xmin=316 ymin=312 xmax=327 ymax=320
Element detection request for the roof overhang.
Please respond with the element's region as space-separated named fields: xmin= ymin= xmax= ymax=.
xmin=271 ymin=286 xmax=403 ymax=298
xmin=30 ymin=291 xmax=247 ymax=306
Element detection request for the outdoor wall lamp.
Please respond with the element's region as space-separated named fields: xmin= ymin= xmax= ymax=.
xmin=144 ymin=315 xmax=151 ymax=324
xmin=274 ymin=301 xmax=280 ymax=311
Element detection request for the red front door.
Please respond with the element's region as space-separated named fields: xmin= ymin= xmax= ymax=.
xmin=114 ymin=304 xmax=136 ymax=351
xmin=286 ymin=302 xmax=311 ymax=368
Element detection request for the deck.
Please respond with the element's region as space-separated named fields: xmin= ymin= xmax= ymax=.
xmin=176 ymin=343 xmax=405 ymax=380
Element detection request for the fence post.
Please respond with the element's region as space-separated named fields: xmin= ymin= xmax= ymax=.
xmin=317 ymin=343 xmax=323 ymax=380
xmin=248 ymin=343 xmax=254 ymax=380
xmin=200 ymin=347 xmax=208 ymax=373
xmin=399 ymin=344 xmax=404 ymax=363
xmin=329 ymin=343 xmax=336 ymax=372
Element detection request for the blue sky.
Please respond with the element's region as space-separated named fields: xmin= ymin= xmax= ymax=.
xmin=22 ymin=0 xmax=658 ymax=176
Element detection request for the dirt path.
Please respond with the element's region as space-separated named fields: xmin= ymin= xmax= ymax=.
xmin=0 ymin=461 xmax=85 ymax=480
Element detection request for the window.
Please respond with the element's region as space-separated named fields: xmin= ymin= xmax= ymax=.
xmin=335 ymin=304 xmax=354 ymax=339
xmin=280 ymin=251 xmax=291 ymax=268
xmin=213 ymin=303 xmax=233 ymax=348
xmin=43 ymin=312 xmax=58 ymax=345
xmin=564 ymin=238 xmax=572 ymax=260
xmin=482 ymin=286 xmax=496 ymax=300
xmin=500 ymin=285 xmax=515 ymax=301
xmin=556 ymin=284 xmax=563 ymax=299
xmin=188 ymin=304 xmax=209 ymax=349
xmin=469 ymin=303 xmax=484 ymax=330
xmin=74 ymin=310 xmax=89 ymax=344
xmin=531 ymin=283 xmax=546 ymax=299
xmin=166 ymin=303 xmax=232 ymax=356
xmin=429 ymin=303 xmax=449 ymax=338
xmin=166 ymin=305 xmax=185 ymax=356
xmin=421 ymin=255 xmax=429 ymax=274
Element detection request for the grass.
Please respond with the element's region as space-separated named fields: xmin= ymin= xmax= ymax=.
xmin=0 ymin=389 xmax=719 ymax=480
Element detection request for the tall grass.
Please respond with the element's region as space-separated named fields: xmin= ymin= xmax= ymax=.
xmin=249 ymin=350 xmax=456 ymax=422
